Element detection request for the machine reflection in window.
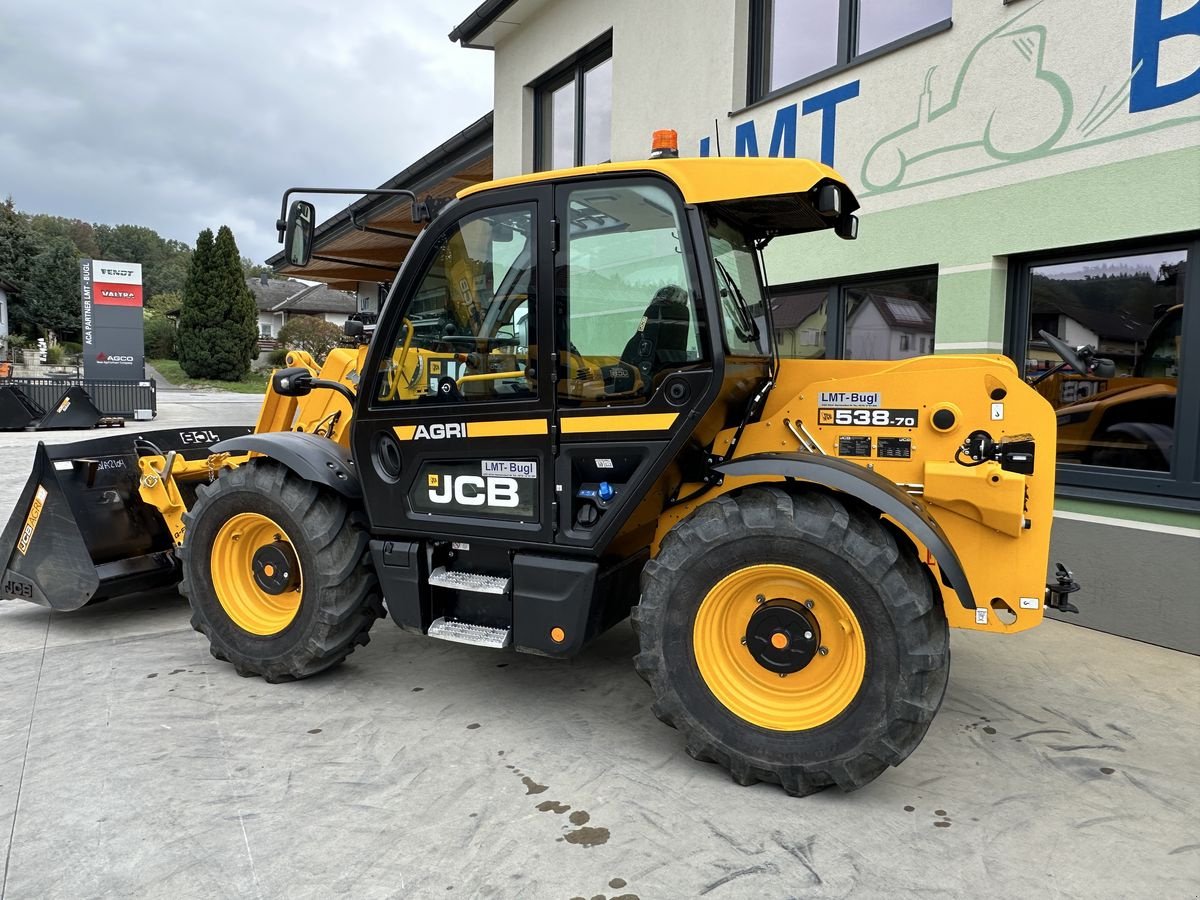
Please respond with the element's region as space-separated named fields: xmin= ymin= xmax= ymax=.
xmin=375 ymin=205 xmax=536 ymax=405
xmin=1025 ymin=249 xmax=1187 ymax=473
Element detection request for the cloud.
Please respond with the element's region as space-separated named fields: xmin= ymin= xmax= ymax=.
xmin=0 ymin=0 xmax=493 ymax=263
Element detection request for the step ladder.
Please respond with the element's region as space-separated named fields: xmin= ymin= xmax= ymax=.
xmin=427 ymin=617 xmax=511 ymax=649
xmin=425 ymin=566 xmax=512 ymax=648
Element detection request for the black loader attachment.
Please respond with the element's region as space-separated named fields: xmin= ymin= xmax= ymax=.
xmin=0 ymin=425 xmax=252 ymax=610
xmin=0 ymin=384 xmax=125 ymax=431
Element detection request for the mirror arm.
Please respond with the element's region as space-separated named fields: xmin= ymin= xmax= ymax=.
xmin=276 ymin=187 xmax=422 ymax=243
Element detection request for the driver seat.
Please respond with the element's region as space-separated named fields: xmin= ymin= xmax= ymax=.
xmin=611 ymin=285 xmax=691 ymax=395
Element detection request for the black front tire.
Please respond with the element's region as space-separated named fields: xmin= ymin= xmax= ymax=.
xmin=179 ymin=460 xmax=383 ymax=682
xmin=633 ymin=486 xmax=949 ymax=795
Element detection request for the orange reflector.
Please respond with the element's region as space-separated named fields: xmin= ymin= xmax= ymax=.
xmin=652 ymin=129 xmax=678 ymax=153
xmin=550 ymin=627 xmax=566 ymax=643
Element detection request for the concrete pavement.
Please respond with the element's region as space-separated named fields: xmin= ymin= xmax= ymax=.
xmin=0 ymin=394 xmax=1197 ymax=898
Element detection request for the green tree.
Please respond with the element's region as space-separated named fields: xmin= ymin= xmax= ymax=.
xmin=29 ymin=214 xmax=100 ymax=258
xmin=176 ymin=228 xmax=216 ymax=377
xmin=0 ymin=197 xmax=46 ymax=330
xmin=144 ymin=316 xmax=176 ymax=359
xmin=145 ymin=291 xmax=182 ymax=317
xmin=23 ymin=237 xmax=81 ymax=337
xmin=277 ymin=315 xmax=342 ymax=363
xmin=242 ymin=256 xmax=273 ymax=280
xmin=177 ymin=226 xmax=259 ymax=380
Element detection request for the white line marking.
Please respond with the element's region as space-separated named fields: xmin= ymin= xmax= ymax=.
xmin=940 ymin=262 xmax=1006 ymax=275
xmin=1054 ymin=510 xmax=1200 ymax=540
xmin=936 ymin=341 xmax=1004 ymax=351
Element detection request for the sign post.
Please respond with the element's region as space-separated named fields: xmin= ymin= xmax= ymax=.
xmin=80 ymin=259 xmax=145 ymax=381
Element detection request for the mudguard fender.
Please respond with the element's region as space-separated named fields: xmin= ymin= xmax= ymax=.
xmin=211 ymin=432 xmax=361 ymax=500
xmin=714 ymin=452 xmax=976 ymax=609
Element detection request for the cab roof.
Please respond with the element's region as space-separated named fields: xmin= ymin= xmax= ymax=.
xmin=456 ymin=156 xmax=855 ymax=208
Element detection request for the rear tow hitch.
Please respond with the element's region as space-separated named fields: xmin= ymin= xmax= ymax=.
xmin=1045 ymin=563 xmax=1082 ymax=614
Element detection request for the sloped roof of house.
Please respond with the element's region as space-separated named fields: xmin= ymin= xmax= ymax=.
xmin=248 ymin=277 xmax=356 ymax=315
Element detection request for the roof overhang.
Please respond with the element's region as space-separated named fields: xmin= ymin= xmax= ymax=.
xmin=448 ymin=0 xmax=550 ymax=49
xmin=269 ymin=112 xmax=494 ymax=291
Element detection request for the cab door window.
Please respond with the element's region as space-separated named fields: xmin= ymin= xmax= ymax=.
xmin=375 ymin=205 xmax=535 ymax=404
xmin=559 ymin=183 xmax=703 ymax=404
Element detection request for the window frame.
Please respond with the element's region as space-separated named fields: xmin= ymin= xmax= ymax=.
xmin=532 ymin=33 xmax=613 ymax=172
xmin=769 ymin=265 xmax=939 ymax=359
xmin=365 ymin=190 xmax=550 ymax=414
xmin=1005 ymin=232 xmax=1200 ymax=508
xmin=746 ymin=0 xmax=952 ymax=106
xmin=555 ymin=174 xmax=712 ymax=408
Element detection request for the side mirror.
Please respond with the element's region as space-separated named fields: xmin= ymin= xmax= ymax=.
xmin=283 ymin=200 xmax=315 ymax=267
xmin=835 ymin=214 xmax=859 ymax=241
xmin=343 ymin=319 xmax=364 ymax=339
xmin=1093 ymin=358 xmax=1117 ymax=378
xmin=272 ymin=366 xmax=313 ymax=397
xmin=815 ymin=183 xmax=842 ymax=217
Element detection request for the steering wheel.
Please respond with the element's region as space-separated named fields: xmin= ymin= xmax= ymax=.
xmin=1038 ymin=330 xmax=1090 ymax=374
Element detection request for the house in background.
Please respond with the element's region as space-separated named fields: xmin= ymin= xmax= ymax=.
xmin=0 ymin=278 xmax=14 ymax=344
xmin=248 ymin=275 xmax=357 ymax=352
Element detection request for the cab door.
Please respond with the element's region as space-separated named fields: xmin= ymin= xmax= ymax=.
xmin=352 ymin=185 xmax=556 ymax=547
xmin=550 ymin=177 xmax=721 ymax=551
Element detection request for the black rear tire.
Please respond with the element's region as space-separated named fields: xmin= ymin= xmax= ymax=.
xmin=633 ymin=486 xmax=949 ymax=795
xmin=179 ymin=460 xmax=383 ymax=682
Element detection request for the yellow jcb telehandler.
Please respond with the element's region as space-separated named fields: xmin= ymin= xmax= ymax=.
xmin=0 ymin=148 xmax=1080 ymax=794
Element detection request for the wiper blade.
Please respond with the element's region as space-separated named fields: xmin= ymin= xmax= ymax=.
xmin=715 ymin=259 xmax=760 ymax=343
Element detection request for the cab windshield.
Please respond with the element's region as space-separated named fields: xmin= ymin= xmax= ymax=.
xmin=706 ymin=213 xmax=771 ymax=356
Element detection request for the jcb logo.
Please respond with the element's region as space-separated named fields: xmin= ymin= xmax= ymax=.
xmin=415 ymin=423 xmax=466 ymax=440
xmin=429 ymin=475 xmax=519 ymax=508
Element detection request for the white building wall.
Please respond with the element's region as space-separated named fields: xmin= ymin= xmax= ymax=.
xmin=0 ymin=286 xmax=9 ymax=339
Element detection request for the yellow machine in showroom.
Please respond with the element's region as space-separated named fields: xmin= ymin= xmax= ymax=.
xmin=1 ymin=142 xmax=1080 ymax=795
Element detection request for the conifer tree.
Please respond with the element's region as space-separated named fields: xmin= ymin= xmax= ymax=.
xmin=177 ymin=226 xmax=259 ymax=380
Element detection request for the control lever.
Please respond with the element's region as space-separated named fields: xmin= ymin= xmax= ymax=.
xmin=1045 ymin=562 xmax=1081 ymax=614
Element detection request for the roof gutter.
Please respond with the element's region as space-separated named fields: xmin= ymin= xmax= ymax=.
xmin=447 ymin=0 xmax=516 ymax=48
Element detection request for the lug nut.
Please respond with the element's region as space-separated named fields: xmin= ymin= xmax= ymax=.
xmin=740 ymin=636 xmax=747 ymax=645
xmin=818 ymin=646 xmax=829 ymax=656
xmin=804 ymin=599 xmax=814 ymax=609
xmin=804 ymin=631 xmax=813 ymax=640
xmin=756 ymin=594 xmax=766 ymax=604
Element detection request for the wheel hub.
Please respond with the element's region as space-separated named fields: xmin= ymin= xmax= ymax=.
xmin=745 ymin=600 xmax=821 ymax=674
xmin=252 ymin=542 xmax=299 ymax=596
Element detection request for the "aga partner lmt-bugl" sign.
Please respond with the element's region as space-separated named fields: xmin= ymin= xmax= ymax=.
xmin=80 ymin=259 xmax=145 ymax=381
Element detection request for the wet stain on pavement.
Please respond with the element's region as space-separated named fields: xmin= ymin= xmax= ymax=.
xmin=146 ymin=673 xmax=158 ymax=678
xmin=536 ymin=800 xmax=570 ymax=814
xmin=466 ymin=723 xmax=481 ymax=730
xmin=563 ymin=825 xmax=610 ymax=847
xmin=983 ymin=726 xmax=997 ymax=735
xmin=521 ymin=776 xmax=548 ymax=795
xmin=610 ymin=879 xmax=627 ymax=889
xmin=1099 ymin=767 xmax=1115 ymax=775
xmin=169 ymin=669 xmax=185 ymax=675
xmin=569 ymin=810 xmax=590 ymax=826
xmin=307 ymin=728 xmax=322 ymax=734
xmin=903 ymin=805 xmax=915 ymax=812
xmin=411 ymin=687 xmax=423 ymax=692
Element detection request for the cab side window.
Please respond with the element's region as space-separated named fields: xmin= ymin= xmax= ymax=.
xmin=559 ymin=184 xmax=702 ymax=404
xmin=375 ymin=205 xmax=535 ymax=404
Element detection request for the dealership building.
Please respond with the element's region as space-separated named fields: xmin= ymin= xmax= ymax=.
xmin=279 ymin=0 xmax=1199 ymax=651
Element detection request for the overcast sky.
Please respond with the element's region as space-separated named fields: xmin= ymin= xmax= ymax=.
xmin=0 ymin=1 xmax=493 ymax=264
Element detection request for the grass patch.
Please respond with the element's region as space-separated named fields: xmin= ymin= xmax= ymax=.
xmin=148 ymin=359 xmax=270 ymax=395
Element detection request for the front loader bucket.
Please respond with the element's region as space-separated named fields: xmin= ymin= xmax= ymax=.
xmin=35 ymin=385 xmax=120 ymax=430
xmin=0 ymin=385 xmax=45 ymax=431
xmin=0 ymin=425 xmax=253 ymax=611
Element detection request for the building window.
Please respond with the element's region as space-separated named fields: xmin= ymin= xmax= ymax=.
xmin=259 ymin=323 xmax=272 ymax=338
xmin=772 ymin=270 xmax=938 ymax=360
xmin=1010 ymin=238 xmax=1198 ymax=501
xmin=750 ymin=0 xmax=952 ymax=100
xmin=534 ymin=36 xmax=612 ymax=170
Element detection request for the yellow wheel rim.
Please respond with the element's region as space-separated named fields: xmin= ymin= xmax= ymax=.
xmin=210 ymin=512 xmax=303 ymax=636
xmin=693 ymin=564 xmax=866 ymax=731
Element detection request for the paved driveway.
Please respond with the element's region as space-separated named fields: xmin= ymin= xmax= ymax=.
xmin=0 ymin=394 xmax=1196 ymax=898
